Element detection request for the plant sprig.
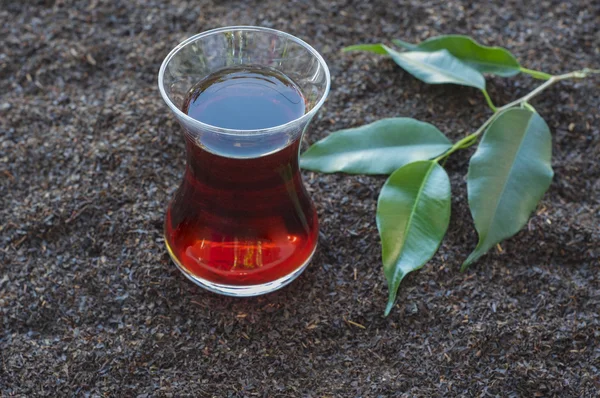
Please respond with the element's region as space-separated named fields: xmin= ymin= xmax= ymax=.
xmin=301 ymin=35 xmax=599 ymax=315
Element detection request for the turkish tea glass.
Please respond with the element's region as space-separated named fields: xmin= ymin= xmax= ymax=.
xmin=158 ymin=27 xmax=330 ymax=296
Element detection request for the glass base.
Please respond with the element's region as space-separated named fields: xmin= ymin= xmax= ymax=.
xmin=165 ymin=240 xmax=316 ymax=297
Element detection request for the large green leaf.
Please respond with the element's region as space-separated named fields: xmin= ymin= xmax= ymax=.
xmin=345 ymin=44 xmax=486 ymax=90
xmin=462 ymin=108 xmax=553 ymax=270
xmin=300 ymin=118 xmax=451 ymax=175
xmin=377 ymin=161 xmax=451 ymax=315
xmin=392 ymin=35 xmax=521 ymax=77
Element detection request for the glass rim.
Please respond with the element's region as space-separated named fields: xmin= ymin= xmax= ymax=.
xmin=158 ymin=26 xmax=331 ymax=136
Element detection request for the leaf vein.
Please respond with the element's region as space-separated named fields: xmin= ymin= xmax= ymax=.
xmin=393 ymin=162 xmax=436 ymax=280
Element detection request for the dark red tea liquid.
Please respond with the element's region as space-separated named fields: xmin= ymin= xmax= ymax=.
xmin=165 ymin=66 xmax=318 ymax=288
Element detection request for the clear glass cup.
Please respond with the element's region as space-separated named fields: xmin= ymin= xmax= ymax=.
xmin=158 ymin=26 xmax=330 ymax=296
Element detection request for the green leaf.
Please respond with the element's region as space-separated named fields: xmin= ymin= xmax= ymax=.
xmin=462 ymin=109 xmax=553 ymax=270
xmin=343 ymin=44 xmax=389 ymax=55
xmin=300 ymin=118 xmax=452 ymax=175
xmin=393 ymin=35 xmax=521 ymax=77
xmin=344 ymin=44 xmax=486 ymax=90
xmin=389 ymin=46 xmax=486 ymax=90
xmin=377 ymin=161 xmax=451 ymax=315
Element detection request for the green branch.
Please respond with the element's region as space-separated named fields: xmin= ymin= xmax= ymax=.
xmin=434 ymin=68 xmax=599 ymax=163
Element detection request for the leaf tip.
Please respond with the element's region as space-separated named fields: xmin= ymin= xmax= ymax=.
xmin=384 ymin=301 xmax=394 ymax=317
xmin=461 ymin=251 xmax=480 ymax=272
xmin=384 ymin=288 xmax=398 ymax=317
xmin=342 ymin=44 xmax=369 ymax=53
xmin=298 ymin=155 xmax=320 ymax=172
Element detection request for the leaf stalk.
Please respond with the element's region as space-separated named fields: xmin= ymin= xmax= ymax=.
xmin=519 ymin=67 xmax=552 ymax=80
xmin=481 ymin=89 xmax=497 ymax=112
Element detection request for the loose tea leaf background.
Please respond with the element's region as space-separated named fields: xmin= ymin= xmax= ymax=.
xmin=1 ymin=0 xmax=599 ymax=396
